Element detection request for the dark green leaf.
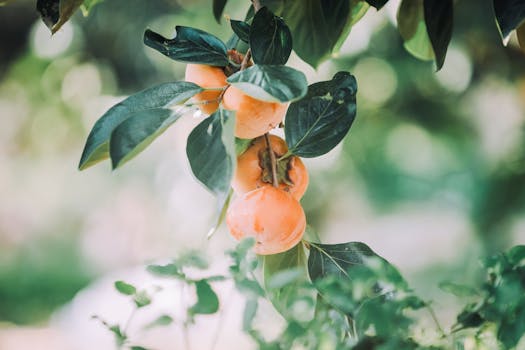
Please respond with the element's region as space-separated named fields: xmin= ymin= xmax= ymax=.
xmin=507 ymin=245 xmax=525 ymax=265
xmin=186 ymin=109 xmax=236 ymax=196
xmin=109 ymin=108 xmax=181 ymax=169
xmin=213 ymin=0 xmax=228 ymax=23
xmin=250 ymin=6 xmax=292 ymax=65
xmin=307 ymin=242 xmax=378 ymax=282
xmin=397 ymin=0 xmax=434 ymax=61
xmin=37 ymin=0 xmax=83 ymax=34
xmin=277 ymin=0 xmax=353 ymax=68
xmin=79 ymin=82 xmax=202 ymax=170
xmin=230 ymin=20 xmax=250 ymax=43
xmin=114 ymin=281 xmax=136 ymax=295
xmin=364 ymin=0 xmax=388 ymax=10
xmin=493 ymin=0 xmax=525 ymax=40
xmin=285 ymin=71 xmax=357 ymax=158
xmin=438 ymin=281 xmax=478 ymax=297
xmin=226 ymin=65 xmax=307 ymax=103
xmin=423 ymin=0 xmax=453 ymax=70
xmin=144 ymin=26 xmax=228 ymax=66
xmin=189 ymin=280 xmax=219 ymax=315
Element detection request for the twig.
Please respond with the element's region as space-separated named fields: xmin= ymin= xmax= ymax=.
xmin=240 ymin=49 xmax=252 ymax=71
xmin=264 ymin=133 xmax=279 ymax=188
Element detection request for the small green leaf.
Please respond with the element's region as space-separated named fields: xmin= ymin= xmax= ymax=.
xmin=493 ymin=0 xmax=525 ymax=41
xmin=144 ymin=315 xmax=173 ymax=330
xmin=130 ymin=346 xmax=149 ymax=350
xmin=230 ymin=20 xmax=250 ymax=43
xmin=80 ymin=0 xmax=104 ymax=15
xmin=397 ymin=0 xmax=435 ymax=61
xmin=285 ymin=71 xmax=357 ymax=158
xmin=147 ymin=263 xmax=182 ymax=278
xmin=114 ymin=281 xmax=136 ymax=295
xmin=364 ymin=0 xmax=389 ymax=10
xmin=213 ymin=0 xmax=228 ymax=23
xmin=79 ymin=82 xmax=202 ymax=170
xmin=37 ymin=0 xmax=83 ymax=34
xmin=423 ymin=0 xmax=453 ymax=70
xmin=438 ymin=281 xmax=478 ymax=297
xmin=109 ymin=108 xmax=181 ymax=169
xmin=227 ymin=65 xmax=307 ymax=103
xmin=235 ymin=137 xmax=252 ymax=155
xmin=186 ymin=109 xmax=236 ymax=196
xmin=134 ymin=291 xmax=152 ymax=308
xmin=250 ymin=7 xmax=293 ymax=65
xmin=189 ymin=280 xmax=219 ymax=315
xmin=242 ymin=299 xmax=258 ymax=331
xmin=144 ymin=26 xmax=229 ymax=66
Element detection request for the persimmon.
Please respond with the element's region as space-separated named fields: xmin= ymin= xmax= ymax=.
xmin=226 ymin=186 xmax=306 ymax=255
xmin=222 ymin=86 xmax=287 ymax=139
xmin=184 ymin=64 xmax=227 ymax=115
xmin=232 ymin=135 xmax=308 ymax=200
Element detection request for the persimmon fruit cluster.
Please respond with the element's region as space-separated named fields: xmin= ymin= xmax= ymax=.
xmin=184 ymin=50 xmax=287 ymax=139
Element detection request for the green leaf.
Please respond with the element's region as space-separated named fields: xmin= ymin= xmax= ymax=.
xmin=423 ymin=0 xmax=453 ymax=70
xmin=277 ymin=0 xmax=353 ymax=68
xmin=307 ymin=242 xmax=379 ymax=282
xmin=397 ymin=0 xmax=434 ymax=61
xmin=333 ymin=1 xmax=371 ymax=53
xmin=263 ymin=244 xmax=309 ymax=318
xmin=80 ymin=0 xmax=104 ymax=15
xmin=108 ymin=108 xmax=180 ymax=169
xmin=213 ymin=0 xmax=228 ymax=23
xmin=227 ymin=65 xmax=307 ymax=103
xmin=37 ymin=0 xmax=83 ymax=34
xmin=230 ymin=20 xmax=250 ymax=43
xmin=144 ymin=315 xmax=173 ymax=330
xmin=364 ymin=0 xmax=389 ymax=10
xmin=114 ymin=281 xmax=136 ymax=295
xmin=438 ymin=281 xmax=478 ymax=297
xmin=189 ymin=280 xmax=219 ymax=315
xmin=250 ymin=6 xmax=292 ymax=65
xmin=242 ymin=299 xmax=258 ymax=331
xmin=130 ymin=346 xmax=149 ymax=350
xmin=147 ymin=263 xmax=182 ymax=278
xmin=284 ymin=71 xmax=357 ymax=158
xmin=186 ymin=109 xmax=236 ymax=196
xmin=493 ymin=0 xmax=525 ymax=40
xmin=517 ymin=23 xmax=525 ymax=50
xmin=133 ymin=291 xmax=152 ymax=308
xmin=79 ymin=82 xmax=202 ymax=170
xmin=144 ymin=26 xmax=229 ymax=66
xmin=207 ymin=189 xmax=233 ymax=239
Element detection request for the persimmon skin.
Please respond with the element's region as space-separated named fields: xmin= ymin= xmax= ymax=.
xmin=184 ymin=64 xmax=227 ymax=115
xmin=222 ymin=86 xmax=287 ymax=139
xmin=233 ymin=135 xmax=309 ymax=200
xmin=226 ymin=186 xmax=306 ymax=255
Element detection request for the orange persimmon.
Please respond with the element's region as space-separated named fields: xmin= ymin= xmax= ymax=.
xmin=226 ymin=186 xmax=306 ymax=255
xmin=232 ymin=135 xmax=308 ymax=200
xmin=222 ymin=86 xmax=287 ymax=139
xmin=184 ymin=64 xmax=227 ymax=115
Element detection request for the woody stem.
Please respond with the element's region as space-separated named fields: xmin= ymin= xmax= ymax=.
xmin=264 ymin=133 xmax=279 ymax=188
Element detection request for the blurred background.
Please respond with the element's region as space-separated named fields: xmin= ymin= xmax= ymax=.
xmin=0 ymin=0 xmax=524 ymax=349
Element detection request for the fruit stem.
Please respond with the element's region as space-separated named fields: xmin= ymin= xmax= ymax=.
xmin=264 ymin=133 xmax=279 ymax=188
xmin=240 ymin=49 xmax=252 ymax=71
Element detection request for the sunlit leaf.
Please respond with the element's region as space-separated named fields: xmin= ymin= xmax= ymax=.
xmin=285 ymin=71 xmax=357 ymax=158
xmin=397 ymin=0 xmax=434 ymax=61
xmin=250 ymin=6 xmax=292 ymax=65
xmin=144 ymin=26 xmax=229 ymax=66
xmin=227 ymin=64 xmax=307 ymax=103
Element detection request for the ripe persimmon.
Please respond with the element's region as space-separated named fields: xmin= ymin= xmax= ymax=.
xmin=232 ymin=135 xmax=308 ymax=200
xmin=184 ymin=64 xmax=227 ymax=115
xmin=222 ymin=86 xmax=287 ymax=139
xmin=226 ymin=186 xmax=306 ymax=255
